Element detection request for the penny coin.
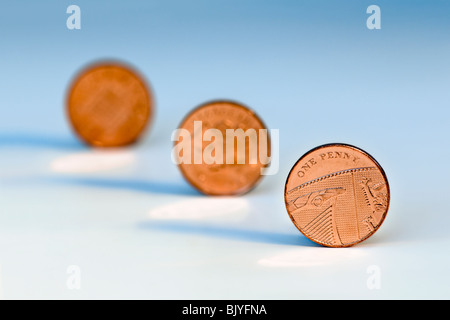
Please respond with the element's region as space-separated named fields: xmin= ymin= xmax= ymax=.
xmin=174 ymin=100 xmax=270 ymax=195
xmin=67 ymin=62 xmax=153 ymax=147
xmin=284 ymin=143 xmax=390 ymax=247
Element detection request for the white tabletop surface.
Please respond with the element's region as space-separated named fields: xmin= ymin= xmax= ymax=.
xmin=0 ymin=1 xmax=449 ymax=299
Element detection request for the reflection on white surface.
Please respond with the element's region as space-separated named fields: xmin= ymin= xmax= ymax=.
xmin=258 ymin=248 xmax=368 ymax=267
xmin=147 ymin=197 xmax=249 ymax=221
xmin=50 ymin=150 xmax=135 ymax=173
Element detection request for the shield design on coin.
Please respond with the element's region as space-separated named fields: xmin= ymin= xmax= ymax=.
xmin=286 ymin=167 xmax=388 ymax=246
xmin=292 ymin=187 xmax=346 ymax=246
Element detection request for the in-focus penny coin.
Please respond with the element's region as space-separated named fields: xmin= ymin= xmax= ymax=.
xmin=174 ymin=100 xmax=270 ymax=195
xmin=67 ymin=62 xmax=153 ymax=147
xmin=284 ymin=143 xmax=390 ymax=247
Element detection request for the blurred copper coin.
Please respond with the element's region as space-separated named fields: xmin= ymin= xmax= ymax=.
xmin=174 ymin=100 xmax=270 ymax=195
xmin=67 ymin=62 xmax=153 ymax=147
xmin=284 ymin=143 xmax=390 ymax=247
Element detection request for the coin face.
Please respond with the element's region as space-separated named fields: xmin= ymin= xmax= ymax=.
xmin=284 ymin=144 xmax=390 ymax=247
xmin=67 ymin=62 xmax=153 ymax=147
xmin=175 ymin=100 xmax=270 ymax=195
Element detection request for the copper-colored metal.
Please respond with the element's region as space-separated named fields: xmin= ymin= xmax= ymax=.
xmin=284 ymin=143 xmax=390 ymax=247
xmin=66 ymin=62 xmax=153 ymax=147
xmin=175 ymin=100 xmax=270 ymax=196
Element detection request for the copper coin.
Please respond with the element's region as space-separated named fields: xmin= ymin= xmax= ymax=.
xmin=66 ymin=62 xmax=153 ymax=147
xmin=284 ymin=143 xmax=390 ymax=247
xmin=174 ymin=100 xmax=270 ymax=195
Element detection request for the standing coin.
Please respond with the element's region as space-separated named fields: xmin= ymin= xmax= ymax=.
xmin=284 ymin=143 xmax=390 ymax=247
xmin=174 ymin=100 xmax=270 ymax=195
xmin=67 ymin=62 xmax=153 ymax=147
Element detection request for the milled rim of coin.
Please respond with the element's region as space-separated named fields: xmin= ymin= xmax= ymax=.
xmin=284 ymin=143 xmax=390 ymax=247
xmin=66 ymin=60 xmax=154 ymax=147
xmin=175 ymin=99 xmax=271 ymax=196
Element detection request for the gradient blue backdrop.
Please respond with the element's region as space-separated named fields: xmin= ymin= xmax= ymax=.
xmin=0 ymin=1 xmax=449 ymax=299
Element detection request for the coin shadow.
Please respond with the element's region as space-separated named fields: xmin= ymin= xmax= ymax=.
xmin=0 ymin=132 xmax=85 ymax=150
xmin=139 ymin=220 xmax=320 ymax=246
xmin=43 ymin=176 xmax=202 ymax=196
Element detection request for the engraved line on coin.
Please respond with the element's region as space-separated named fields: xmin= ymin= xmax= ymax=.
xmin=330 ymin=200 xmax=343 ymax=245
xmin=303 ymin=205 xmax=332 ymax=232
xmin=286 ymin=166 xmax=377 ymax=196
xmin=308 ymin=213 xmax=332 ymax=239
xmin=351 ymin=171 xmax=360 ymax=239
xmin=306 ymin=206 xmax=336 ymax=246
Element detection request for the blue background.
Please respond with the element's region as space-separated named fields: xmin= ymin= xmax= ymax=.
xmin=0 ymin=1 xmax=449 ymax=299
